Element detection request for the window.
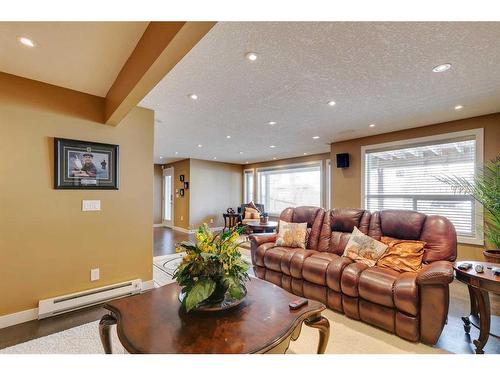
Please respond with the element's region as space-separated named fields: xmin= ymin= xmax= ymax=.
xmin=257 ymin=162 xmax=322 ymax=215
xmin=325 ymin=159 xmax=332 ymax=209
xmin=243 ymin=169 xmax=254 ymax=203
xmin=362 ymin=129 xmax=483 ymax=245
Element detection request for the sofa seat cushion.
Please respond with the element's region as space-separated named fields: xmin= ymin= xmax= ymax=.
xmin=263 ymin=246 xmax=308 ymax=273
xmin=254 ymin=242 xmax=276 ymax=267
xmin=358 ymin=266 xmax=400 ymax=308
xmin=302 ymin=253 xmax=340 ymax=285
xmin=341 ymin=262 xmax=369 ymax=297
xmin=326 ymin=256 xmax=353 ymax=292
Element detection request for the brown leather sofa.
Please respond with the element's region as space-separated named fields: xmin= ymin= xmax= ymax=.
xmin=250 ymin=206 xmax=457 ymax=345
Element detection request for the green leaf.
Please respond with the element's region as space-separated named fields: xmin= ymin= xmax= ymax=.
xmin=185 ymin=278 xmax=216 ymax=312
xmin=224 ymin=276 xmax=246 ymax=300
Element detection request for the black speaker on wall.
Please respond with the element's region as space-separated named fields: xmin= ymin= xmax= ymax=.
xmin=336 ymin=153 xmax=350 ymax=168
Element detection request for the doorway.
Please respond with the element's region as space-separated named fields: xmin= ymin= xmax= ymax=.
xmin=162 ymin=167 xmax=174 ymax=228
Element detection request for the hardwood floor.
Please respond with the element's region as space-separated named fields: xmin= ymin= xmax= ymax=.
xmin=153 ymin=226 xmax=193 ymax=256
xmin=1 ymin=226 xmax=498 ymax=353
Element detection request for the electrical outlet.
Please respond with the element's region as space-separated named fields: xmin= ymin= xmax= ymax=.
xmin=180 ymin=215 xmax=183 ymax=221
xmin=90 ymin=268 xmax=100 ymax=281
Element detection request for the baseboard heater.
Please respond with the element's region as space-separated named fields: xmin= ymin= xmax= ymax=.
xmin=38 ymin=279 xmax=142 ymax=319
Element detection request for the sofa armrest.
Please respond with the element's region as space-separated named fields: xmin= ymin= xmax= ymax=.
xmin=249 ymin=233 xmax=277 ymax=250
xmin=249 ymin=234 xmax=276 ymax=265
xmin=416 ymin=261 xmax=454 ymax=286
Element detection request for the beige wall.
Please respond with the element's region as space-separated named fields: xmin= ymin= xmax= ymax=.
xmin=330 ymin=113 xmax=500 ymax=261
xmin=153 ymin=164 xmax=163 ymax=224
xmin=162 ymin=159 xmax=190 ymax=229
xmin=0 ymin=73 xmax=154 ymax=316
xmin=189 ymin=159 xmax=243 ymax=228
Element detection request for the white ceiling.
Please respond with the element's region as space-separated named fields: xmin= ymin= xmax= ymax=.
xmin=142 ymin=22 xmax=500 ymax=165
xmin=0 ymin=22 xmax=148 ymax=96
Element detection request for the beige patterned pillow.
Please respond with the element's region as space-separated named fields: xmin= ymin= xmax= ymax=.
xmin=275 ymin=220 xmax=308 ymax=249
xmin=342 ymin=227 xmax=388 ymax=267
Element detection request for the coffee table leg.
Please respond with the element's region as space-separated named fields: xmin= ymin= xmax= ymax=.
xmin=305 ymin=314 xmax=330 ymax=354
xmin=99 ymin=314 xmax=117 ymax=354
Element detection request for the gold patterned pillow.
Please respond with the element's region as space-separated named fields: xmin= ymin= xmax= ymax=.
xmin=275 ymin=220 xmax=308 ymax=249
xmin=342 ymin=227 xmax=388 ymax=267
xmin=376 ymin=236 xmax=426 ymax=272
xmin=244 ymin=207 xmax=260 ymax=220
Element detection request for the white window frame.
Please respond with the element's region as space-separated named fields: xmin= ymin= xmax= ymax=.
xmin=256 ymin=161 xmax=324 ymax=216
xmin=243 ymin=168 xmax=255 ymax=203
xmin=361 ymin=128 xmax=484 ymax=245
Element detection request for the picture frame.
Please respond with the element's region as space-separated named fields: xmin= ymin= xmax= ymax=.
xmin=180 ymin=174 xmax=185 ymax=182
xmin=184 ymin=181 xmax=189 ymax=189
xmin=54 ymin=138 xmax=119 ymax=190
xmin=180 ymin=188 xmax=185 ymax=196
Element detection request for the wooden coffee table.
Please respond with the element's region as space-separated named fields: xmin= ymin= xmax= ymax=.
xmin=246 ymin=220 xmax=278 ymax=234
xmin=99 ymin=277 xmax=329 ymax=354
xmin=454 ymin=261 xmax=500 ymax=354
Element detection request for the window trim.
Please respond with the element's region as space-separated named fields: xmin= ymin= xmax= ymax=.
xmin=256 ymin=160 xmax=324 ymax=216
xmin=360 ymin=128 xmax=484 ymax=246
xmin=243 ymin=168 xmax=255 ymax=203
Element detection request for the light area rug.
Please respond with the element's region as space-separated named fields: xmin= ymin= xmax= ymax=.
xmin=0 ymin=249 xmax=447 ymax=354
xmin=0 ymin=308 xmax=447 ymax=354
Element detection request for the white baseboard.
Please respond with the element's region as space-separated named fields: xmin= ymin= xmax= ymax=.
xmin=0 ymin=308 xmax=38 ymax=329
xmin=0 ymin=279 xmax=155 ymax=329
xmin=153 ymin=223 xmax=164 ymax=228
xmin=141 ymin=279 xmax=155 ymax=291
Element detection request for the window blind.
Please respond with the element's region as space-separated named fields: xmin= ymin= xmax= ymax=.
xmin=257 ymin=163 xmax=321 ymax=215
xmin=243 ymin=169 xmax=254 ymax=202
xmin=364 ymin=137 xmax=477 ymax=238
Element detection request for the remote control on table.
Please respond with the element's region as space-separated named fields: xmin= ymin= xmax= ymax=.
xmin=289 ymin=298 xmax=308 ymax=310
xmin=458 ymin=263 xmax=472 ymax=270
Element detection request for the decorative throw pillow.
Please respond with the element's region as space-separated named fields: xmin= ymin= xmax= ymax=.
xmin=376 ymin=236 xmax=426 ymax=273
xmin=342 ymin=227 xmax=388 ymax=267
xmin=244 ymin=207 xmax=260 ymax=220
xmin=275 ymin=220 xmax=308 ymax=249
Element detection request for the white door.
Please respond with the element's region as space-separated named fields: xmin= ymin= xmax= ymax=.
xmin=162 ymin=167 xmax=174 ymax=227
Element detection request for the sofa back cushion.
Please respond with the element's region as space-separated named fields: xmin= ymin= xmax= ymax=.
xmin=369 ymin=210 xmax=457 ymax=263
xmin=318 ymin=208 xmax=371 ymax=254
xmin=279 ymin=206 xmax=325 ymax=250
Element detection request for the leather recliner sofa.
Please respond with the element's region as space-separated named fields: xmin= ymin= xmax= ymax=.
xmin=250 ymin=206 xmax=457 ymax=345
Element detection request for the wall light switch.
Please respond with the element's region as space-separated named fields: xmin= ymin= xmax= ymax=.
xmin=90 ymin=268 xmax=100 ymax=281
xmin=180 ymin=215 xmax=184 ymax=221
xmin=82 ymin=200 xmax=101 ymax=211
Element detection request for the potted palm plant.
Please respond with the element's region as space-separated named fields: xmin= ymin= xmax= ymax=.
xmin=438 ymin=156 xmax=499 ymax=263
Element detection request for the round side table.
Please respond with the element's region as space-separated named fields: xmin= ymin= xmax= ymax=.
xmin=454 ymin=261 xmax=500 ymax=354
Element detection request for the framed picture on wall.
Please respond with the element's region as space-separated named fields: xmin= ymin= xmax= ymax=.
xmin=180 ymin=188 xmax=185 ymax=196
xmin=184 ymin=181 xmax=189 ymax=189
xmin=54 ymin=138 xmax=119 ymax=189
xmin=180 ymin=174 xmax=185 ymax=182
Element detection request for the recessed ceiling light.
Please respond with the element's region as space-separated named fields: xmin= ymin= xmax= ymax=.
xmin=269 ymin=145 xmax=276 ymax=148
xmin=273 ymin=157 xmax=277 ymax=160
xmin=327 ymin=101 xmax=336 ymax=106
xmin=188 ymin=94 xmax=198 ymax=100
xmin=454 ymin=105 xmax=464 ymax=110
xmin=239 ymin=151 xmax=244 ymax=154
xmin=213 ymin=157 xmax=217 ymax=160
xmin=369 ymin=124 xmax=376 ymax=128
xmin=303 ymin=153 xmax=308 ymax=155
xmin=159 ymin=156 xmax=163 ymax=159
xmin=312 ymin=136 xmax=320 ymax=140
xmin=18 ymin=37 xmax=35 ymax=47
xmin=245 ymin=161 xmax=249 ymax=164
xmin=226 ymin=135 xmax=231 ymax=139
xmin=175 ymin=151 xmax=178 ymax=155
xmin=197 ymin=144 xmax=203 ymax=148
xmin=432 ymin=63 xmax=452 ymax=73
xmin=268 ymin=121 xmax=277 ymax=126
xmin=245 ymin=52 xmax=258 ymax=61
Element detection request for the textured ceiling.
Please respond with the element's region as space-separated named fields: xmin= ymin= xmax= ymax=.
xmin=142 ymin=22 xmax=500 ymax=165
xmin=0 ymin=22 xmax=148 ymax=96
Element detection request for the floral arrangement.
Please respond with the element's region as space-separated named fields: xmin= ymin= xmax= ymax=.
xmin=173 ymin=224 xmax=250 ymax=312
